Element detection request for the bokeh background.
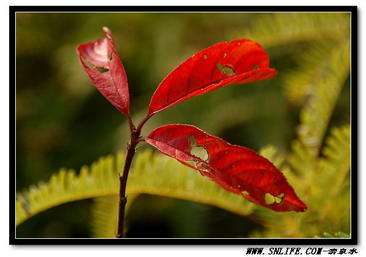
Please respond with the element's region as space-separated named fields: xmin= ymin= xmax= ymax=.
xmin=16 ymin=12 xmax=351 ymax=238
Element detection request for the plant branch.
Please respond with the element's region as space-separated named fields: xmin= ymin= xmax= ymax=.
xmin=136 ymin=114 xmax=152 ymax=135
xmin=115 ymin=114 xmax=152 ymax=238
xmin=116 ymin=130 xmax=139 ymax=238
xmin=127 ymin=115 xmax=136 ymax=133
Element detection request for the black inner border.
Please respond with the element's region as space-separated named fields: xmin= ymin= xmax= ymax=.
xmin=9 ymin=5 xmax=358 ymax=245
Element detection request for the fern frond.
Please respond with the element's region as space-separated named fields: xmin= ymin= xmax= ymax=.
xmin=250 ymin=125 xmax=350 ymax=238
xmin=283 ymin=41 xmax=340 ymax=105
xmin=237 ymin=13 xmax=349 ymax=48
xmin=259 ymin=145 xmax=285 ymax=169
xmin=297 ymin=41 xmax=350 ymax=154
xmin=314 ymin=126 xmax=351 ymax=220
xmin=91 ymin=194 xmax=138 ymax=238
xmin=126 ymin=150 xmax=255 ymax=216
xmin=17 ymin=150 xmax=255 ymax=226
xmin=16 ymin=154 xmax=119 ymax=225
xmin=90 ymin=195 xmax=118 ymax=238
xmin=89 ymin=145 xmax=286 ymax=238
xmin=286 ymin=40 xmax=350 ymax=178
xmin=315 ymin=231 xmax=350 ymax=238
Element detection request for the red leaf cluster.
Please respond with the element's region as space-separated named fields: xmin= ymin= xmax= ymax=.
xmin=77 ymin=28 xmax=307 ymax=213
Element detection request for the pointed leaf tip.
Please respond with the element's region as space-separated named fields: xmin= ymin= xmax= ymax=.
xmin=146 ymin=124 xmax=307 ymax=212
xmin=102 ymin=26 xmax=112 ymax=36
xmin=77 ymin=27 xmax=130 ymax=115
xmin=148 ymin=39 xmax=277 ymax=116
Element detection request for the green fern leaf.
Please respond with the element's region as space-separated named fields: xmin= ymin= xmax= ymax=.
xmin=314 ymin=126 xmax=350 ymax=221
xmin=283 ymin=41 xmax=340 ymax=105
xmin=16 ymin=150 xmax=255 ymax=226
xmin=287 ymin=40 xmax=350 ymax=178
xmin=16 ymin=155 xmax=119 ymax=225
xmin=90 ymin=195 xmax=118 ymax=238
xmin=297 ymin=41 xmax=350 ymax=153
xmin=259 ymin=145 xmax=285 ymax=169
xmin=315 ymin=231 xmax=350 ymax=238
xmin=91 ymin=194 xmax=139 ymax=238
xmin=250 ymin=125 xmax=350 ymax=238
xmin=238 ymin=13 xmax=349 ymax=48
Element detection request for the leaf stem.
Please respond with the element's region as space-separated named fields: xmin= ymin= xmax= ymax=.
xmin=116 ymin=133 xmax=138 ymax=238
xmin=136 ymin=114 xmax=152 ymax=134
xmin=115 ymin=114 xmax=152 ymax=238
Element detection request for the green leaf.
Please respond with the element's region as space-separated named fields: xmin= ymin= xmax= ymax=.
xmin=297 ymin=41 xmax=350 ymax=153
xmin=315 ymin=231 xmax=350 ymax=238
xmin=250 ymin=126 xmax=350 ymax=238
xmin=282 ymin=41 xmax=340 ymax=105
xmin=90 ymin=195 xmax=118 ymax=238
xmin=259 ymin=144 xmax=285 ymax=169
xmin=16 ymin=154 xmax=119 ymax=226
xmin=287 ymin=40 xmax=350 ymax=177
xmin=238 ymin=13 xmax=349 ymax=48
xmin=91 ymin=194 xmax=138 ymax=238
xmin=16 ymin=150 xmax=255 ymax=226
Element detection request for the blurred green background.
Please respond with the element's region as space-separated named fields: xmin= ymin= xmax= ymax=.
xmin=16 ymin=12 xmax=350 ymax=238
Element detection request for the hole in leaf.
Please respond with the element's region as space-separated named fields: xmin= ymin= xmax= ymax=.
xmin=81 ymin=57 xmax=110 ymax=73
xmin=96 ymin=66 xmax=109 ymax=73
xmin=223 ymin=52 xmax=227 ymax=58
xmin=217 ymin=63 xmax=236 ymax=76
xmin=265 ymin=193 xmax=284 ymax=205
xmin=82 ymin=58 xmax=96 ymax=69
xmin=191 ymin=146 xmax=209 ymax=161
xmin=203 ymin=54 xmax=208 ymax=60
xmin=252 ymin=64 xmax=259 ymax=70
xmin=265 ymin=193 xmax=276 ymax=205
xmin=242 ymin=191 xmax=250 ymax=196
xmin=189 ymin=135 xmax=209 ymax=161
xmin=275 ymin=193 xmax=284 ymax=204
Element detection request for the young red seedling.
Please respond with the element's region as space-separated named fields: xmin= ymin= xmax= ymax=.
xmin=77 ymin=27 xmax=307 ymax=238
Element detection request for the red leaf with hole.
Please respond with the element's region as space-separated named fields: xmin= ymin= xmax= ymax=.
xmin=148 ymin=39 xmax=277 ymax=116
xmin=146 ymin=124 xmax=307 ymax=212
xmin=77 ymin=27 xmax=130 ymax=115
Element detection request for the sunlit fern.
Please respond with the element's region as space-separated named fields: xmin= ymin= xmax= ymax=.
xmin=90 ymin=194 xmax=139 ymax=238
xmin=287 ymin=39 xmax=350 ymax=178
xmin=297 ymin=41 xmax=349 ymax=152
xmin=315 ymin=231 xmax=350 ymax=238
xmin=16 ymin=150 xmax=256 ymax=228
xmin=282 ymin=40 xmax=345 ymax=106
xmin=89 ymin=145 xmax=286 ymax=238
xmin=238 ymin=13 xmax=350 ymax=48
xmin=90 ymin=195 xmax=118 ymax=238
xmin=250 ymin=126 xmax=350 ymax=238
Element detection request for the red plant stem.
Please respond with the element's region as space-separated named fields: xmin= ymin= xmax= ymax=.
xmin=116 ymin=114 xmax=152 ymax=238
xmin=116 ymin=131 xmax=138 ymax=238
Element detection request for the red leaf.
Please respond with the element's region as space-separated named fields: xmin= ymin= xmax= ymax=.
xmin=77 ymin=27 xmax=130 ymax=115
xmin=146 ymin=124 xmax=307 ymax=212
xmin=148 ymin=39 xmax=277 ymax=116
